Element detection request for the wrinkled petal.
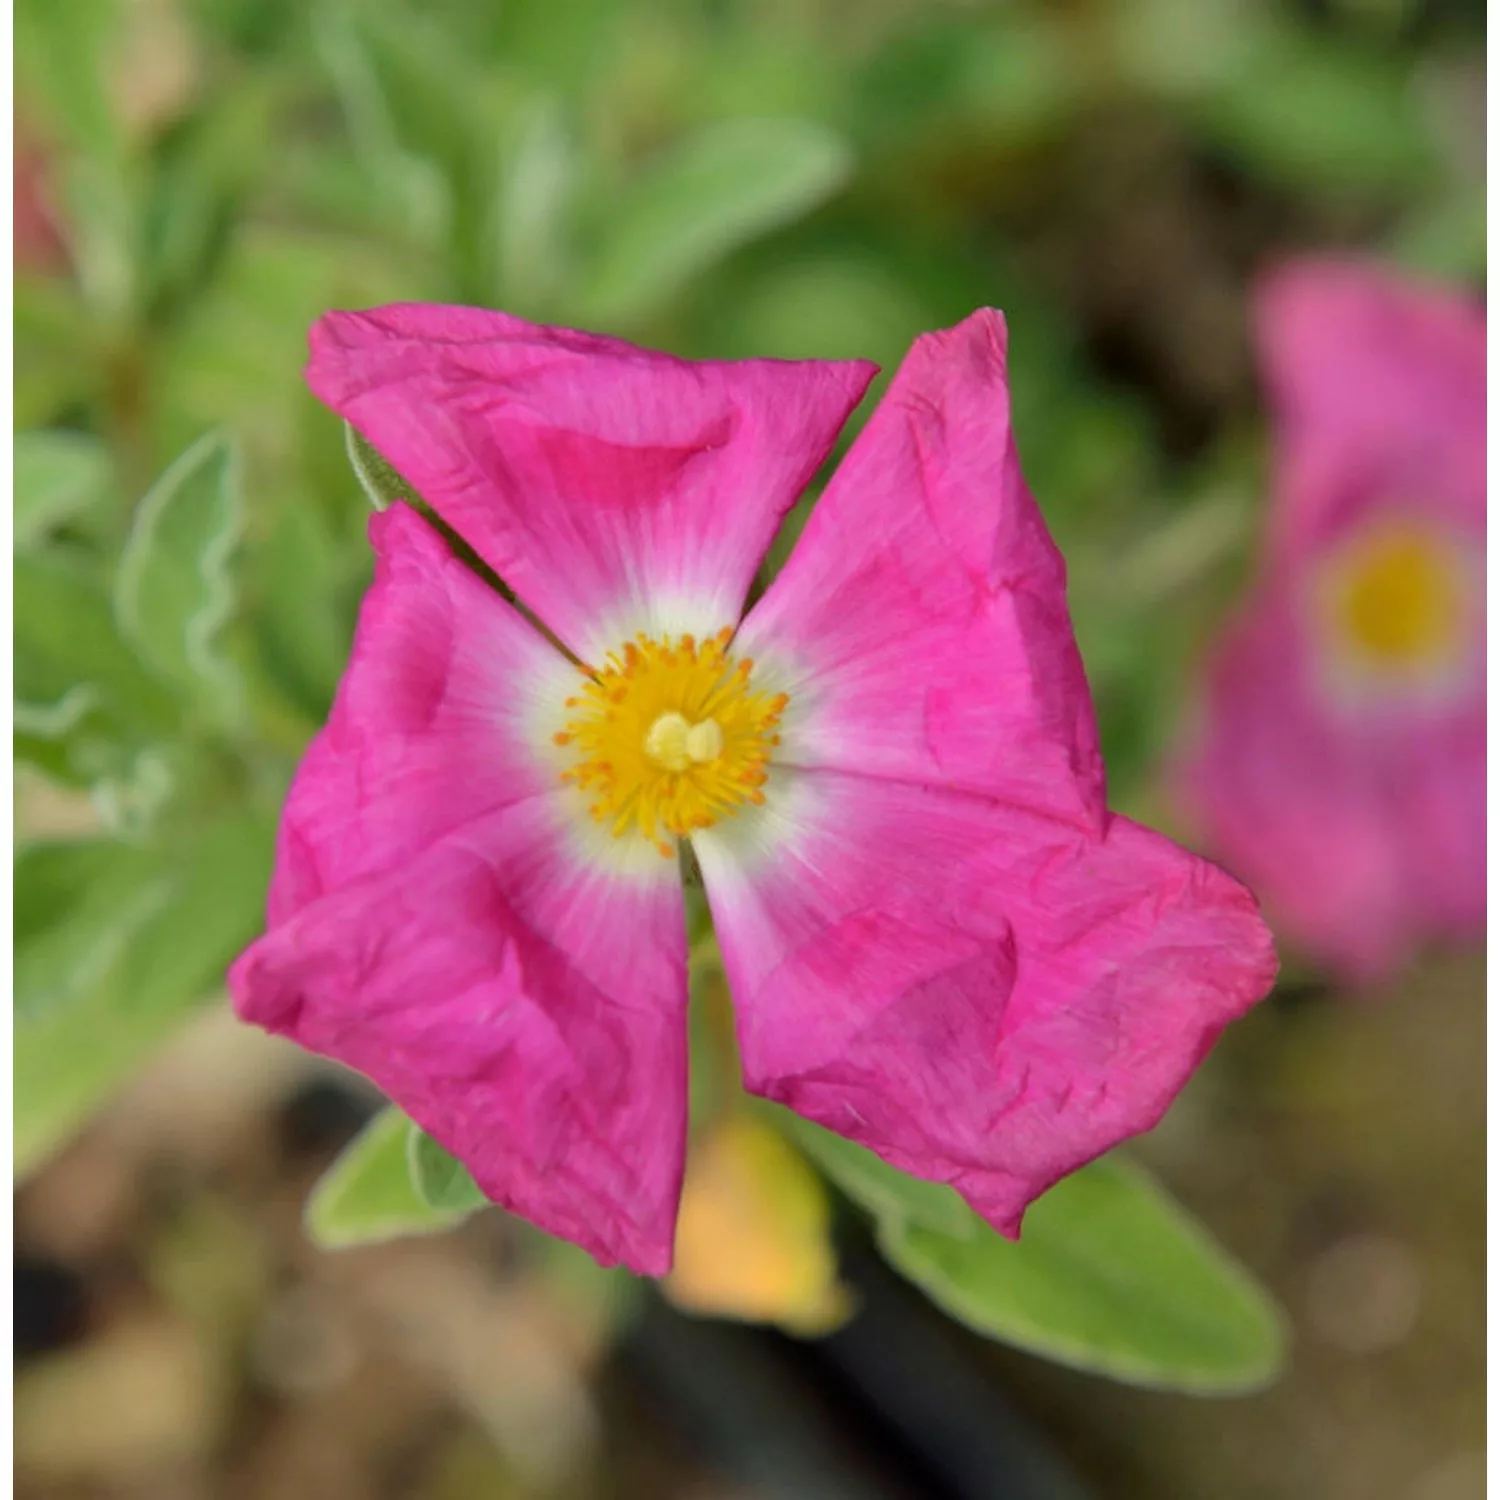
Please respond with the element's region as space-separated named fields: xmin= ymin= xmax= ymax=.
xmin=734 ymin=308 xmax=1104 ymax=832
xmin=1256 ymin=257 xmax=1486 ymax=560
xmin=267 ymin=502 xmax=590 ymax=923
xmin=307 ymin=304 xmax=877 ymax=660
xmin=232 ymin=803 xmax=687 ymax=1272
xmin=233 ymin=502 xmax=688 ymax=1272
xmin=1181 ymin=589 xmax=1484 ymax=981
xmin=695 ymin=772 xmax=1276 ymax=1235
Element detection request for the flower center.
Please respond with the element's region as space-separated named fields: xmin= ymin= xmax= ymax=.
xmin=1315 ymin=517 xmax=1471 ymax=678
xmin=555 ymin=628 xmax=787 ymax=856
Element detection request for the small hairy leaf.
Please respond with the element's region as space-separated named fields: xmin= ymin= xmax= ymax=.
xmin=344 ymin=421 xmax=421 ymax=512
xmin=879 ymin=1156 xmax=1287 ymax=1393
xmin=15 ymin=550 xmax=178 ymax=788
xmin=406 ymin=1126 xmax=489 ymax=1213
xmin=306 ymin=1108 xmax=476 ymax=1248
xmin=114 ymin=432 xmax=245 ymax=715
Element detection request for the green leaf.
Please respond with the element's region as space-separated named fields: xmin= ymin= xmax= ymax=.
xmin=14 ymin=809 xmax=276 ymax=1177
xmin=489 ymin=97 xmax=577 ymax=315
xmin=250 ymin=499 xmax=357 ymax=724
xmin=305 ymin=1107 xmax=475 ymax=1249
xmin=14 ymin=838 xmax=172 ymax=1019
xmin=341 ymin=7 xmax=493 ymax=194
xmin=114 ymin=432 xmax=245 ymax=715
xmin=17 ymin=0 xmax=141 ymax=322
xmin=15 ymin=549 xmax=178 ymax=786
xmin=112 ymin=808 xmax=276 ymax=1011
xmin=312 ymin=4 xmax=451 ymax=245
xmin=91 ymin=748 xmax=180 ymax=841
xmin=855 ymin=12 xmax=1075 ymax=150
xmin=139 ymin=81 xmax=281 ymax=323
xmin=16 ymin=550 xmax=169 ymax=717
xmin=149 ymin=225 xmax=411 ymax=460
xmin=1195 ymin=29 xmax=1434 ymax=197
xmin=407 ymin=1126 xmax=488 ymax=1213
xmin=878 ymin=1157 xmax=1287 ymax=1393
xmin=708 ymin=253 xmax=936 ymax=367
xmin=14 ymin=430 xmax=112 ymax=550
xmin=14 ymin=686 xmax=102 ymax=741
xmin=16 ymin=966 xmax=196 ymax=1178
xmin=60 ymin=150 xmax=143 ymax=321
xmin=14 ymin=280 xmax=103 ymax=430
xmin=579 ymin=118 xmax=853 ymax=324
xmin=344 ymin=422 xmax=420 ymax=512
xmin=773 ymin=1111 xmax=973 ymax=1238
xmin=16 ymin=0 xmax=123 ymax=160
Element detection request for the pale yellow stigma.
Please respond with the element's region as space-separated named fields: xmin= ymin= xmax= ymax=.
xmin=644 ymin=711 xmax=725 ymax=772
xmin=555 ymin=628 xmax=787 ymax=856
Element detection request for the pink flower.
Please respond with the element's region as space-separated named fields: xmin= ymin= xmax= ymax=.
xmin=1182 ymin=259 xmax=1485 ymax=983
xmin=230 ymin=306 xmax=1276 ymax=1274
xmin=14 ymin=118 xmax=67 ymax=277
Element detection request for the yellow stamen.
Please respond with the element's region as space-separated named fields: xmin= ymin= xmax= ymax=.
xmin=556 ymin=630 xmax=787 ymax=850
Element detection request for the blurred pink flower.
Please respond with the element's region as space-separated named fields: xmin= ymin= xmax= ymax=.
xmin=14 ymin=118 xmax=67 ymax=276
xmin=231 ymin=306 xmax=1276 ymax=1273
xmin=1183 ymin=259 xmax=1485 ymax=983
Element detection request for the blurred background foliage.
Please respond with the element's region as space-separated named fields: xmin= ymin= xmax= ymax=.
xmin=13 ymin=0 xmax=1484 ymax=1496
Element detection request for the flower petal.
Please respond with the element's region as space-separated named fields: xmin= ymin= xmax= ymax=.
xmin=237 ymin=501 xmax=688 ymax=1271
xmin=267 ymin=501 xmax=588 ymax=924
xmin=306 ymin=304 xmax=877 ymax=659
xmin=1176 ymin=260 xmax=1486 ymax=982
xmin=1255 ymin=257 xmax=1486 ymax=559
xmin=734 ymin=308 xmax=1104 ymax=831
xmin=232 ymin=800 xmax=688 ymax=1273
xmin=695 ymin=771 xmax=1276 ymax=1236
xmin=1180 ymin=587 xmax=1484 ymax=981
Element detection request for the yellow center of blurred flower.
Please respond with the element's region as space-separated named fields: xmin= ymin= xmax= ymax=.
xmin=555 ymin=629 xmax=787 ymax=855
xmin=1317 ymin=518 xmax=1471 ymax=679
